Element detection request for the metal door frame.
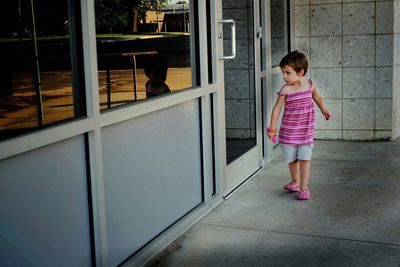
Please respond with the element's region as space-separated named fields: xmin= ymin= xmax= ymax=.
xmin=215 ymin=0 xmax=265 ymax=197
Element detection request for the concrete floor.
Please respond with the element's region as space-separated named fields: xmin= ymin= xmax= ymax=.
xmin=146 ymin=140 xmax=400 ymax=267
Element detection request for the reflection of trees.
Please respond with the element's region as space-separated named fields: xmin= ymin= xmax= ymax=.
xmin=95 ymin=0 xmax=129 ymax=34
xmin=95 ymin=0 xmax=169 ymax=34
xmin=136 ymin=0 xmax=168 ymax=16
xmin=0 ymin=0 xmax=68 ymax=38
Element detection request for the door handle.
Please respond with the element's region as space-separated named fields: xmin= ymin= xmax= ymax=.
xmin=218 ymin=19 xmax=236 ymax=60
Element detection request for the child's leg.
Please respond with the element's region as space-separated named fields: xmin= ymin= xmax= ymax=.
xmin=288 ymin=160 xmax=300 ymax=185
xmin=299 ymin=160 xmax=311 ymax=190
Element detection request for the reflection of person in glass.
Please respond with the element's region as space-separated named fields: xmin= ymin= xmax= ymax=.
xmin=144 ymin=54 xmax=170 ymax=98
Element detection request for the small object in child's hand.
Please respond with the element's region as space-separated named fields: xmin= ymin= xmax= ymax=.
xmin=325 ymin=114 xmax=330 ymax=120
xmin=267 ymin=128 xmax=277 ymax=143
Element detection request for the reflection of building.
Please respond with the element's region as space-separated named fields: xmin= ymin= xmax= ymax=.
xmin=163 ymin=13 xmax=190 ymax=32
xmin=143 ymin=11 xmax=165 ymax=32
xmin=162 ymin=3 xmax=190 ymax=32
xmin=139 ymin=3 xmax=190 ymax=33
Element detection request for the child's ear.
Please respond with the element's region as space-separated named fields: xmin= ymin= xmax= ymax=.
xmin=297 ymin=69 xmax=305 ymax=76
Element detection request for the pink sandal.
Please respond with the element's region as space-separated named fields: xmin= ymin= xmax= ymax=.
xmin=297 ymin=189 xmax=310 ymax=200
xmin=283 ymin=182 xmax=300 ymax=192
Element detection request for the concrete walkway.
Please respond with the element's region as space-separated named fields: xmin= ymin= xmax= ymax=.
xmin=147 ymin=140 xmax=400 ymax=267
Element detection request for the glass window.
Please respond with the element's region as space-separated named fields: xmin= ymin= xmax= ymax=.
xmin=270 ymin=0 xmax=288 ymax=67
xmin=94 ymin=0 xmax=198 ymax=110
xmin=0 ymin=0 xmax=85 ymax=139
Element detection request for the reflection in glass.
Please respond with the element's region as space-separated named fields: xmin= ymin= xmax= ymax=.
xmin=0 ymin=0 xmax=84 ymax=139
xmin=270 ymin=0 xmax=287 ymax=67
xmin=94 ymin=0 xmax=195 ymax=110
xmin=144 ymin=54 xmax=170 ymax=98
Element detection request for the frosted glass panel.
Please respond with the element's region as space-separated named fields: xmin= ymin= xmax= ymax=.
xmin=102 ymin=100 xmax=202 ymax=266
xmin=0 ymin=136 xmax=92 ymax=267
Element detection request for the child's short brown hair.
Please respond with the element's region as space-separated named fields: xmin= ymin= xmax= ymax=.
xmin=279 ymin=50 xmax=309 ymax=75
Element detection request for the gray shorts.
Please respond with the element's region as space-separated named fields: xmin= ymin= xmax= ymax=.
xmin=281 ymin=144 xmax=313 ymax=164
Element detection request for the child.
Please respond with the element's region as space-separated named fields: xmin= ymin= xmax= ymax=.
xmin=267 ymin=51 xmax=331 ymax=200
xmin=144 ymin=54 xmax=171 ymax=98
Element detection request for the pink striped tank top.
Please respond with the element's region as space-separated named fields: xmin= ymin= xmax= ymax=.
xmin=278 ymin=80 xmax=315 ymax=145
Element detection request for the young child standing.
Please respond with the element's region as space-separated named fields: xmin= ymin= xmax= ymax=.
xmin=267 ymin=51 xmax=331 ymax=200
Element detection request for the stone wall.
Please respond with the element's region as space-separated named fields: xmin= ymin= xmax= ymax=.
xmin=394 ymin=0 xmax=400 ymax=139
xmin=223 ymin=0 xmax=255 ymax=139
xmin=295 ymin=0 xmax=396 ymax=140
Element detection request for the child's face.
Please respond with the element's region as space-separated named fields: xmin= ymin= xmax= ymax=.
xmin=281 ymin=65 xmax=304 ymax=85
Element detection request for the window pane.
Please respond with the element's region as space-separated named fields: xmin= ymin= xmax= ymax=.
xmin=0 ymin=0 xmax=85 ymax=139
xmin=94 ymin=0 xmax=196 ymax=110
xmin=270 ymin=0 xmax=286 ymax=67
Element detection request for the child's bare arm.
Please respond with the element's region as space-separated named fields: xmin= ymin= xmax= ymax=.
xmin=268 ymin=95 xmax=286 ymax=138
xmin=312 ymin=86 xmax=331 ymax=120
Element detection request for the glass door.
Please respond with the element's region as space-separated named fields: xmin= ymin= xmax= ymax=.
xmin=221 ymin=0 xmax=262 ymax=195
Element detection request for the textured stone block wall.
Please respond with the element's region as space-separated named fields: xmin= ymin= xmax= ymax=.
xmin=295 ymin=0 xmax=396 ymax=140
xmin=271 ymin=0 xmax=287 ymax=66
xmin=393 ymin=0 xmax=400 ymax=139
xmin=223 ymin=0 xmax=255 ymax=139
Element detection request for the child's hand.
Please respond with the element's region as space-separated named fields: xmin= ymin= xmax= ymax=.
xmin=266 ymin=128 xmax=275 ymax=138
xmin=267 ymin=128 xmax=277 ymax=143
xmin=322 ymin=109 xmax=331 ymax=120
